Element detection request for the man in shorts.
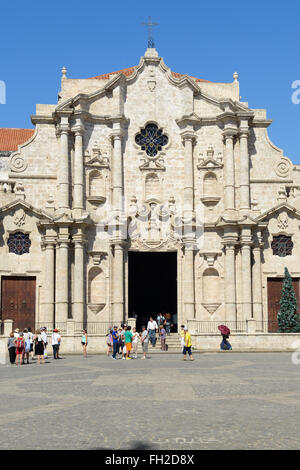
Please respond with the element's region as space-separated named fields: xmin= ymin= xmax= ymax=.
xmin=140 ymin=326 xmax=149 ymax=359
xmin=183 ymin=327 xmax=194 ymax=361
xmin=124 ymin=325 xmax=133 ymax=360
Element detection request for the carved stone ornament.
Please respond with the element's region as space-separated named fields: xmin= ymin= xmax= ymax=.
xmin=13 ymin=208 xmax=26 ymax=227
xmin=277 ymin=211 xmax=288 ymax=231
xmin=275 ymin=158 xmax=291 ymax=178
xmin=147 ymin=81 xmax=156 ymax=92
xmin=10 ymin=154 xmax=28 ymax=173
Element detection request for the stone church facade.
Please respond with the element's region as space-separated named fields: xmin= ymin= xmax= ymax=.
xmin=1 ymin=46 xmax=300 ymax=348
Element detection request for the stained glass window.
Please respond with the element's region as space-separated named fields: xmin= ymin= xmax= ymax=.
xmin=271 ymin=235 xmax=293 ymax=257
xmin=135 ymin=123 xmax=168 ymax=157
xmin=7 ymin=232 xmax=31 ymax=255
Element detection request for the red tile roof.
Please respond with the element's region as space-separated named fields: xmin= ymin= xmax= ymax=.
xmin=0 ymin=128 xmax=35 ymax=151
xmin=89 ymin=67 xmax=211 ymax=82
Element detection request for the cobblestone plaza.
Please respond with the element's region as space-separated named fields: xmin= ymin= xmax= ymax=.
xmin=1 ymin=352 xmax=300 ymax=450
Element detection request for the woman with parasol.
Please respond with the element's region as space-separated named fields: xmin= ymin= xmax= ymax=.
xmin=218 ymin=325 xmax=232 ymax=350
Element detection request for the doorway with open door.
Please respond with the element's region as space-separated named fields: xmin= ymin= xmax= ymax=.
xmin=128 ymin=251 xmax=177 ymax=332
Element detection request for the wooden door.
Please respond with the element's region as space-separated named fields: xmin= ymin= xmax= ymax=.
xmin=267 ymin=278 xmax=300 ymax=332
xmin=1 ymin=276 xmax=36 ymax=330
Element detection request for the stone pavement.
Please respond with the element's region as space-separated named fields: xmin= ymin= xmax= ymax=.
xmin=1 ymin=352 xmax=300 ymax=450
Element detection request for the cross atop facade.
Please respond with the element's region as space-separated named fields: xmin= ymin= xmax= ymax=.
xmin=142 ymin=16 xmax=158 ymax=48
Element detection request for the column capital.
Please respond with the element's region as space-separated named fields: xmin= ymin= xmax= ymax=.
xmin=111 ymin=239 xmax=127 ymax=249
xmin=72 ymin=125 xmax=85 ymax=136
xmin=239 ymin=128 xmax=249 ymax=138
xmin=110 ymin=130 xmax=124 ymax=141
xmin=180 ymin=131 xmax=196 ymax=143
xmin=72 ymin=233 xmax=86 ymax=245
xmin=222 ymin=239 xmax=238 ymax=249
xmin=223 ymin=129 xmax=237 ymax=139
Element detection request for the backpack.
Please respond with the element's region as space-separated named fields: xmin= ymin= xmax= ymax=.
xmin=16 ymin=338 xmax=24 ymax=349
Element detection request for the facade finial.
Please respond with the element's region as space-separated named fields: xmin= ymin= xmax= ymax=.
xmin=61 ymin=66 xmax=67 ymax=80
xmin=233 ymin=71 xmax=239 ymax=82
xmin=142 ymin=16 xmax=158 ymax=48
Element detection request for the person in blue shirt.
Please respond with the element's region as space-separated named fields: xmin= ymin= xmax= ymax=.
xmin=111 ymin=326 xmax=119 ymax=360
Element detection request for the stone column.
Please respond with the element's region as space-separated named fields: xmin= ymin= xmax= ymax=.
xmin=224 ymin=242 xmax=237 ymax=322
xmin=252 ymin=240 xmax=263 ymax=326
xmin=58 ymin=115 xmax=70 ymax=211
xmin=183 ymin=240 xmax=195 ymax=322
xmin=41 ymin=237 xmax=56 ymax=325
xmin=241 ymin=242 xmax=253 ymax=320
xmin=55 ymin=228 xmax=69 ymax=324
xmin=73 ymin=229 xmax=85 ymax=325
xmin=111 ymin=240 xmax=125 ymax=325
xmin=73 ymin=124 xmax=85 ymax=212
xmin=239 ymin=122 xmax=250 ymax=211
xmin=111 ymin=130 xmax=123 ymax=215
xmin=181 ymin=132 xmax=195 ymax=221
xmin=223 ymin=131 xmax=236 ymax=211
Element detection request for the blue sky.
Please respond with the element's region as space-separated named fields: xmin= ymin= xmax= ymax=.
xmin=1 ymin=0 xmax=300 ymax=162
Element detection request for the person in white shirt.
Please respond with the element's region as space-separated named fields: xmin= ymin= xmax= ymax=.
xmin=14 ymin=329 xmax=19 ymax=339
xmin=51 ymin=329 xmax=61 ymax=359
xmin=147 ymin=317 xmax=158 ymax=347
xmin=131 ymin=327 xmax=140 ymax=359
xmin=40 ymin=327 xmax=48 ymax=359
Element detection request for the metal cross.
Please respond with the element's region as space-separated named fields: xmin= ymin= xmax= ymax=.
xmin=142 ymin=16 xmax=158 ymax=48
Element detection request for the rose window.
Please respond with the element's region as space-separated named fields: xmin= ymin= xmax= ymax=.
xmin=271 ymin=235 xmax=293 ymax=257
xmin=7 ymin=232 xmax=31 ymax=255
xmin=135 ymin=123 xmax=168 ymax=157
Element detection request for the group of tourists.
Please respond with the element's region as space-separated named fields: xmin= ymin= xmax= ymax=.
xmin=7 ymin=316 xmax=232 ymax=365
xmin=7 ymin=326 xmax=61 ymax=365
xmin=104 ymin=319 xmax=194 ymax=361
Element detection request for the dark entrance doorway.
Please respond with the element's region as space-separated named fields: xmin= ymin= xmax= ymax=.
xmin=128 ymin=252 xmax=177 ymax=331
xmin=1 ymin=276 xmax=36 ymax=331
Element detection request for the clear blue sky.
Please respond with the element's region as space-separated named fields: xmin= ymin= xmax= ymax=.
xmin=1 ymin=0 xmax=300 ymax=162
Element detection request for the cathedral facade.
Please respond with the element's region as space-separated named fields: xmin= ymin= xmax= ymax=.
xmin=0 ymin=46 xmax=299 ymax=344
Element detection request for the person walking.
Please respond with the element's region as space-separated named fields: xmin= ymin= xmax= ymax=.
xmin=140 ymin=326 xmax=149 ymax=359
xmin=159 ymin=325 xmax=167 ymax=351
xmin=81 ymin=329 xmax=88 ymax=358
xmin=7 ymin=332 xmax=16 ymax=365
xmin=125 ymin=325 xmax=133 ymax=360
xmin=182 ymin=327 xmax=194 ymax=361
xmin=27 ymin=327 xmax=34 ymax=360
xmin=34 ymin=330 xmax=45 ymax=364
xmin=111 ymin=326 xmax=119 ymax=360
xmin=147 ymin=317 xmax=158 ymax=347
xmin=23 ymin=328 xmax=31 ymax=364
xmin=179 ymin=324 xmax=185 ymax=352
xmin=131 ymin=327 xmax=140 ymax=359
xmin=40 ymin=327 xmax=48 ymax=360
xmin=52 ymin=329 xmax=61 ymax=359
xmin=15 ymin=333 xmax=25 ymax=366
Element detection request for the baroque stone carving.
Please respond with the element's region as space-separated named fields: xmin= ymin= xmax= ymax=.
xmin=275 ymin=158 xmax=291 ymax=178
xmin=13 ymin=208 xmax=26 ymax=227
xmin=10 ymin=155 xmax=28 ymax=173
xmin=277 ymin=211 xmax=288 ymax=230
